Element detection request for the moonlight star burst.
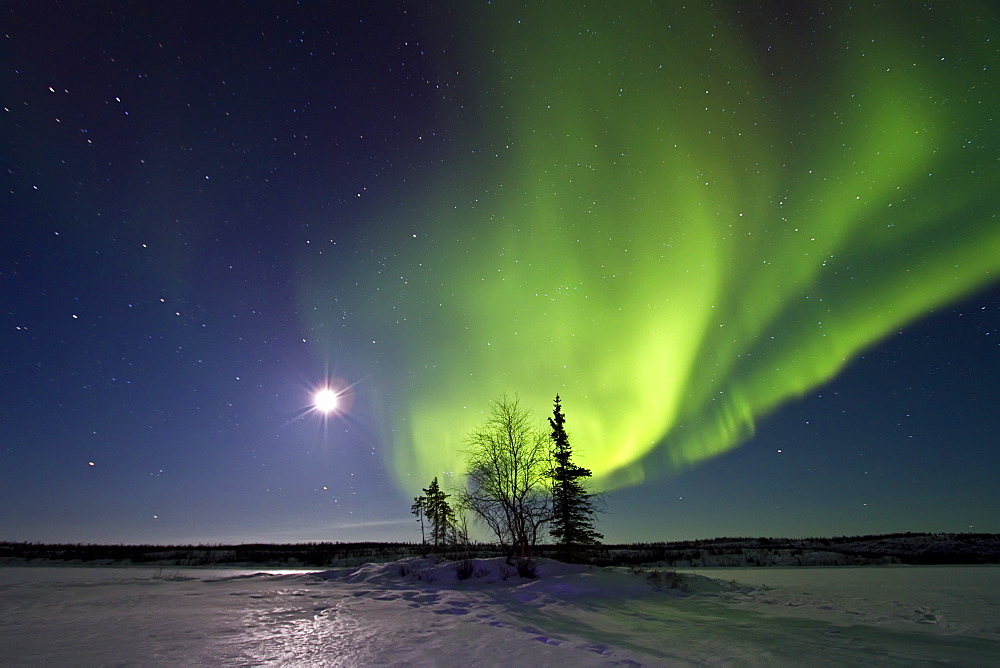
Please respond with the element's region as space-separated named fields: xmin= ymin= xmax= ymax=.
xmin=314 ymin=389 xmax=339 ymax=414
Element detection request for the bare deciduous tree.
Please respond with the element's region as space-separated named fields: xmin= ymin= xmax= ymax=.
xmin=458 ymin=394 xmax=551 ymax=558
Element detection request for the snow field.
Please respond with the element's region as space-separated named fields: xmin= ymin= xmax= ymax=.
xmin=1 ymin=558 xmax=998 ymax=665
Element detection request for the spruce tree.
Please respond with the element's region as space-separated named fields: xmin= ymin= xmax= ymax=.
xmin=410 ymin=496 xmax=427 ymax=546
xmin=421 ymin=477 xmax=456 ymax=548
xmin=548 ymin=395 xmax=603 ymax=552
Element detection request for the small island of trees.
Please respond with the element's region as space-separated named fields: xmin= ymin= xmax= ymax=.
xmin=411 ymin=394 xmax=603 ymax=562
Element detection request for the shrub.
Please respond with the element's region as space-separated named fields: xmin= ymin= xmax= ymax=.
xmin=516 ymin=557 xmax=538 ymax=579
xmin=629 ymin=566 xmax=687 ymax=591
xmin=455 ymin=559 xmax=476 ymax=581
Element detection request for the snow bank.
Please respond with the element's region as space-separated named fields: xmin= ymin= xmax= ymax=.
xmin=315 ymin=555 xmax=711 ymax=603
xmin=317 ymin=555 xmax=600 ymax=586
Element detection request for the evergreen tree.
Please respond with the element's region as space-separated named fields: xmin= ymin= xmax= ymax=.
xmin=548 ymin=395 xmax=603 ymax=552
xmin=421 ymin=476 xmax=456 ymax=548
xmin=410 ymin=496 xmax=426 ymax=546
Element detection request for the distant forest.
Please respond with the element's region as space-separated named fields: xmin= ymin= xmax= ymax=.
xmin=2 ymin=533 xmax=998 ymax=568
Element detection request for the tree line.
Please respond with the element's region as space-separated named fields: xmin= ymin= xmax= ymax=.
xmin=411 ymin=394 xmax=602 ymax=560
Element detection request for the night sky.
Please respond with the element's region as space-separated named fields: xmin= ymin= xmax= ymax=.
xmin=3 ymin=2 xmax=998 ymax=545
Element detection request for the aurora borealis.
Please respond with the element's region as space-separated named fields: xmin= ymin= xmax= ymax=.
xmin=2 ymin=1 xmax=997 ymax=544
xmin=304 ymin=2 xmax=1000 ymax=491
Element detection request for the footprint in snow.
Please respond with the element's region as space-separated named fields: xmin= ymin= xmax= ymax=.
xmin=433 ymin=607 xmax=470 ymax=615
xmin=581 ymin=643 xmax=611 ymax=655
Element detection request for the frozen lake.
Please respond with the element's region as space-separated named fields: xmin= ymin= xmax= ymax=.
xmin=1 ymin=561 xmax=998 ymax=665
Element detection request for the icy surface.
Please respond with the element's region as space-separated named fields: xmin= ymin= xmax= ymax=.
xmin=1 ymin=559 xmax=998 ymax=665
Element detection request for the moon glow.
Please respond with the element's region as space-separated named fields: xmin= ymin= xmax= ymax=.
xmin=314 ymin=389 xmax=339 ymax=414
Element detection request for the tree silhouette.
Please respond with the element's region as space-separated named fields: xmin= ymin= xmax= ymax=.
xmin=421 ymin=476 xmax=456 ymax=548
xmin=410 ymin=496 xmax=426 ymax=546
xmin=548 ymin=395 xmax=602 ymax=553
xmin=459 ymin=394 xmax=551 ymax=558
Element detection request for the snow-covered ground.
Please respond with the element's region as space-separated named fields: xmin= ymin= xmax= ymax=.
xmin=1 ymin=559 xmax=997 ymax=665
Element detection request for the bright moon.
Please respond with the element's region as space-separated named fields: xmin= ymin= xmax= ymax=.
xmin=314 ymin=388 xmax=338 ymax=413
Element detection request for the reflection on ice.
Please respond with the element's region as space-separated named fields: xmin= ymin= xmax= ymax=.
xmin=213 ymin=597 xmax=375 ymax=666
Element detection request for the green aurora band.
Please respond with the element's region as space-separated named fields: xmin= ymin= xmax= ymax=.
xmin=302 ymin=2 xmax=1000 ymax=492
